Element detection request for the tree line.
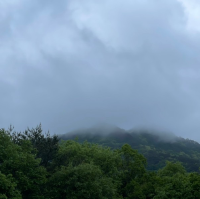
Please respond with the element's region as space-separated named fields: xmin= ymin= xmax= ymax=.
xmin=1 ymin=125 xmax=200 ymax=199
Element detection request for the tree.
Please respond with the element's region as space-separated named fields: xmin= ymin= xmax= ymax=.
xmin=0 ymin=172 xmax=21 ymax=199
xmin=53 ymin=140 xmax=121 ymax=178
xmin=47 ymin=140 xmax=124 ymax=198
xmin=7 ymin=124 xmax=59 ymax=168
xmin=47 ymin=163 xmax=120 ymax=199
xmin=154 ymin=162 xmax=192 ymax=199
xmin=0 ymin=128 xmax=47 ymax=199
xmin=189 ymin=172 xmax=200 ymax=198
xmin=117 ymin=144 xmax=147 ymax=198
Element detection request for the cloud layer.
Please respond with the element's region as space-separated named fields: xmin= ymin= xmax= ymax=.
xmin=1 ymin=0 xmax=200 ymax=140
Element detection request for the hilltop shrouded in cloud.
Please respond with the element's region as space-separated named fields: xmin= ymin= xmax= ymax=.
xmin=1 ymin=0 xmax=200 ymax=141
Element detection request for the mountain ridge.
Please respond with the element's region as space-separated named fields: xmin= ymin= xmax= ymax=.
xmin=59 ymin=126 xmax=200 ymax=172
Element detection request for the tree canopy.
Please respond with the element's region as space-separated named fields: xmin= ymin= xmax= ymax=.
xmin=1 ymin=125 xmax=200 ymax=198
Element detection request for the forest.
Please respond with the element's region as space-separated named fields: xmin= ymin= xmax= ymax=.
xmin=1 ymin=124 xmax=200 ymax=199
xmin=60 ymin=126 xmax=200 ymax=172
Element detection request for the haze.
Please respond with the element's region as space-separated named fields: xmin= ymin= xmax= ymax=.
xmin=1 ymin=0 xmax=200 ymax=141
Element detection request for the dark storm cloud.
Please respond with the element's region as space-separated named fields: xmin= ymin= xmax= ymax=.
xmin=1 ymin=0 xmax=200 ymax=140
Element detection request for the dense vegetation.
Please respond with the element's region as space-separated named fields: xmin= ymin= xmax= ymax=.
xmin=1 ymin=125 xmax=200 ymax=198
xmin=60 ymin=126 xmax=200 ymax=172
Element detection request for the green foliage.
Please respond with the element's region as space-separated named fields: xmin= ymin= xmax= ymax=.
xmin=51 ymin=140 xmax=122 ymax=198
xmin=60 ymin=129 xmax=200 ymax=172
xmin=2 ymin=125 xmax=200 ymax=199
xmin=50 ymin=141 xmax=148 ymax=198
xmin=157 ymin=161 xmax=186 ymax=177
xmin=8 ymin=124 xmax=59 ymax=168
xmin=117 ymin=144 xmax=147 ymax=198
xmin=0 ymin=128 xmax=47 ymax=199
xmin=0 ymin=172 xmax=21 ymax=199
xmin=188 ymin=172 xmax=200 ymax=198
xmin=47 ymin=163 xmax=118 ymax=199
xmin=154 ymin=162 xmax=192 ymax=199
xmin=54 ymin=140 xmax=121 ymax=175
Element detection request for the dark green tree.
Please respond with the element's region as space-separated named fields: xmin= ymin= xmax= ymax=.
xmin=189 ymin=172 xmax=200 ymax=198
xmin=116 ymin=144 xmax=147 ymax=198
xmin=0 ymin=172 xmax=21 ymax=199
xmin=8 ymin=124 xmax=59 ymax=168
xmin=154 ymin=162 xmax=192 ymax=199
xmin=47 ymin=163 xmax=120 ymax=199
xmin=0 ymin=128 xmax=47 ymax=199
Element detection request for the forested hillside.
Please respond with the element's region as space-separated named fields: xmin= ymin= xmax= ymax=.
xmin=1 ymin=125 xmax=200 ymax=198
xmin=60 ymin=126 xmax=200 ymax=172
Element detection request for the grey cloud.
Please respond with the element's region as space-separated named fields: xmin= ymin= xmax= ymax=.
xmin=1 ymin=0 xmax=200 ymax=141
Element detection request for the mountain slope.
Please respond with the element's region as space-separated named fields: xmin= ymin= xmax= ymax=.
xmin=59 ymin=126 xmax=200 ymax=172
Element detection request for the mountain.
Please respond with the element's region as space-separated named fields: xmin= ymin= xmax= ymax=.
xmin=59 ymin=126 xmax=200 ymax=172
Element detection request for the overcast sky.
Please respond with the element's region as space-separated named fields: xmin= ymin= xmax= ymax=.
xmin=1 ymin=0 xmax=200 ymax=140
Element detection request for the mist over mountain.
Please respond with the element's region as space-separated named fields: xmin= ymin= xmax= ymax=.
xmin=59 ymin=125 xmax=200 ymax=172
xmin=60 ymin=124 xmax=177 ymax=143
xmin=64 ymin=123 xmax=126 ymax=136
